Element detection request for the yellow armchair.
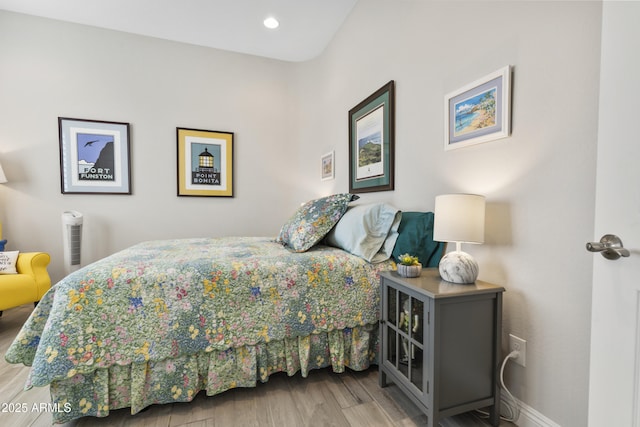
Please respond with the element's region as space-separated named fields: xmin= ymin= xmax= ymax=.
xmin=0 ymin=252 xmax=51 ymax=316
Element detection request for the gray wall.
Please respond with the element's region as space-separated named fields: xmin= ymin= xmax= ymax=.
xmin=0 ymin=11 xmax=299 ymax=282
xmin=293 ymin=1 xmax=601 ymax=425
xmin=0 ymin=1 xmax=604 ymax=426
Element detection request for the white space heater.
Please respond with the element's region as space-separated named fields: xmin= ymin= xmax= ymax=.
xmin=62 ymin=210 xmax=83 ymax=275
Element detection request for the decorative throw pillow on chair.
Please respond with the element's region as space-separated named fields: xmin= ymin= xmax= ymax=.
xmin=0 ymin=250 xmax=19 ymax=274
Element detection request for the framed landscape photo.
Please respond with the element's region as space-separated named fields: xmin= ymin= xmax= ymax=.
xmin=58 ymin=117 xmax=131 ymax=194
xmin=444 ymin=65 xmax=512 ymax=150
xmin=321 ymin=151 xmax=335 ymax=181
xmin=349 ymin=80 xmax=395 ymax=193
xmin=177 ymin=127 xmax=234 ymax=197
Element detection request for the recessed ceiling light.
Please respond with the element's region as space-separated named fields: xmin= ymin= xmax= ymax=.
xmin=263 ymin=16 xmax=279 ymax=29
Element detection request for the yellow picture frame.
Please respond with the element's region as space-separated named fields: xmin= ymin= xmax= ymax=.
xmin=177 ymin=128 xmax=234 ymax=197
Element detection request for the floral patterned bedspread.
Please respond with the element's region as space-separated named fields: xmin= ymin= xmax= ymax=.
xmin=6 ymin=237 xmax=393 ymax=388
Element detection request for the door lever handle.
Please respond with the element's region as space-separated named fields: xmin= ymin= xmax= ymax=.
xmin=586 ymin=234 xmax=630 ymax=260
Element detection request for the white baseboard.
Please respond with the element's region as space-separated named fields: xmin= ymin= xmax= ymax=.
xmin=513 ymin=398 xmax=561 ymax=427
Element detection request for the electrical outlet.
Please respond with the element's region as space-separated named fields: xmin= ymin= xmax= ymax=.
xmin=509 ymin=334 xmax=527 ymax=367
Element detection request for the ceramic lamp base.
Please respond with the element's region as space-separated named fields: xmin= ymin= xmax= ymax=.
xmin=438 ymin=251 xmax=478 ymax=284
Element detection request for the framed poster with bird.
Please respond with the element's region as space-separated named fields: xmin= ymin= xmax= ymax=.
xmin=58 ymin=117 xmax=131 ymax=194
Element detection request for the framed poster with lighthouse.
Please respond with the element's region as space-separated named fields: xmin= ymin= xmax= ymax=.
xmin=177 ymin=127 xmax=234 ymax=197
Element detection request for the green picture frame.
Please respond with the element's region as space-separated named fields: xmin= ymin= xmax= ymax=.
xmin=348 ymin=81 xmax=395 ymax=193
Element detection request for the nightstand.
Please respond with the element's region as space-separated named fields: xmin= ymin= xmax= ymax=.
xmin=379 ymin=269 xmax=505 ymax=427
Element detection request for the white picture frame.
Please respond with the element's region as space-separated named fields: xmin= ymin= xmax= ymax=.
xmin=444 ymin=65 xmax=512 ymax=151
xmin=321 ymin=151 xmax=335 ymax=181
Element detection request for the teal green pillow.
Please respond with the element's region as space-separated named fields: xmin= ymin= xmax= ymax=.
xmin=391 ymin=212 xmax=444 ymax=268
xmin=277 ymin=193 xmax=359 ymax=252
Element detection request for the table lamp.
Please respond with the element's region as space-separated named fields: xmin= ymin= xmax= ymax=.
xmin=433 ymin=194 xmax=485 ymax=284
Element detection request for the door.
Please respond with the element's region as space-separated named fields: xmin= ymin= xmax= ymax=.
xmin=588 ymin=3 xmax=640 ymax=426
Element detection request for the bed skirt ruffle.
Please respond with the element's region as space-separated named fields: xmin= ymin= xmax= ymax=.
xmin=46 ymin=323 xmax=379 ymax=424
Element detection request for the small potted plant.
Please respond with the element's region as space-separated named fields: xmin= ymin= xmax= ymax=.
xmin=396 ymin=253 xmax=422 ymax=278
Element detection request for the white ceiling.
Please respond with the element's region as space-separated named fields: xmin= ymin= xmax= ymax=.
xmin=0 ymin=0 xmax=358 ymax=62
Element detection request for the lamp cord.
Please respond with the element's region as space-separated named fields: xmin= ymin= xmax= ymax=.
xmin=475 ymin=350 xmax=521 ymax=423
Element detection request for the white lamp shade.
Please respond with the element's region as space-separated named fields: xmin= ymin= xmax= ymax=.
xmin=433 ymin=194 xmax=485 ymax=244
xmin=0 ymin=162 xmax=7 ymax=184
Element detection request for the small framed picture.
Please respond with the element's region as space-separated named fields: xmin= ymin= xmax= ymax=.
xmin=321 ymin=151 xmax=335 ymax=181
xmin=177 ymin=127 xmax=234 ymax=197
xmin=58 ymin=117 xmax=131 ymax=194
xmin=349 ymin=81 xmax=395 ymax=193
xmin=444 ymin=66 xmax=512 ymax=150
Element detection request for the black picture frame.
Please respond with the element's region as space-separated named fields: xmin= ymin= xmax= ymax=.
xmin=58 ymin=117 xmax=131 ymax=195
xmin=348 ymin=81 xmax=395 ymax=193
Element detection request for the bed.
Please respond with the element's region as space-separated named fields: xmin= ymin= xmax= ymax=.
xmin=5 ymin=194 xmax=443 ymax=424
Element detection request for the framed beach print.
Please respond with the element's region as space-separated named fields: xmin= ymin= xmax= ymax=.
xmin=349 ymin=80 xmax=395 ymax=193
xmin=177 ymin=127 xmax=234 ymax=197
xmin=444 ymin=65 xmax=512 ymax=150
xmin=58 ymin=117 xmax=131 ymax=194
xmin=321 ymin=151 xmax=335 ymax=181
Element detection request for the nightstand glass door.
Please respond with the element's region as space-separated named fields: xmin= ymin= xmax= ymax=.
xmin=385 ymin=286 xmax=425 ymax=393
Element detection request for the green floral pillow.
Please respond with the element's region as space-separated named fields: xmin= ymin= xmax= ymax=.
xmin=277 ymin=193 xmax=359 ymax=252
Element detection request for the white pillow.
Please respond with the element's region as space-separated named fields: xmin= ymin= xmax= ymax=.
xmin=325 ymin=203 xmax=401 ymax=263
xmin=0 ymin=250 xmax=19 ymax=274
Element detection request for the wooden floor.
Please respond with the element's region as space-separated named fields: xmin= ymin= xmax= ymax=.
xmin=1 ymin=305 xmax=517 ymax=427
